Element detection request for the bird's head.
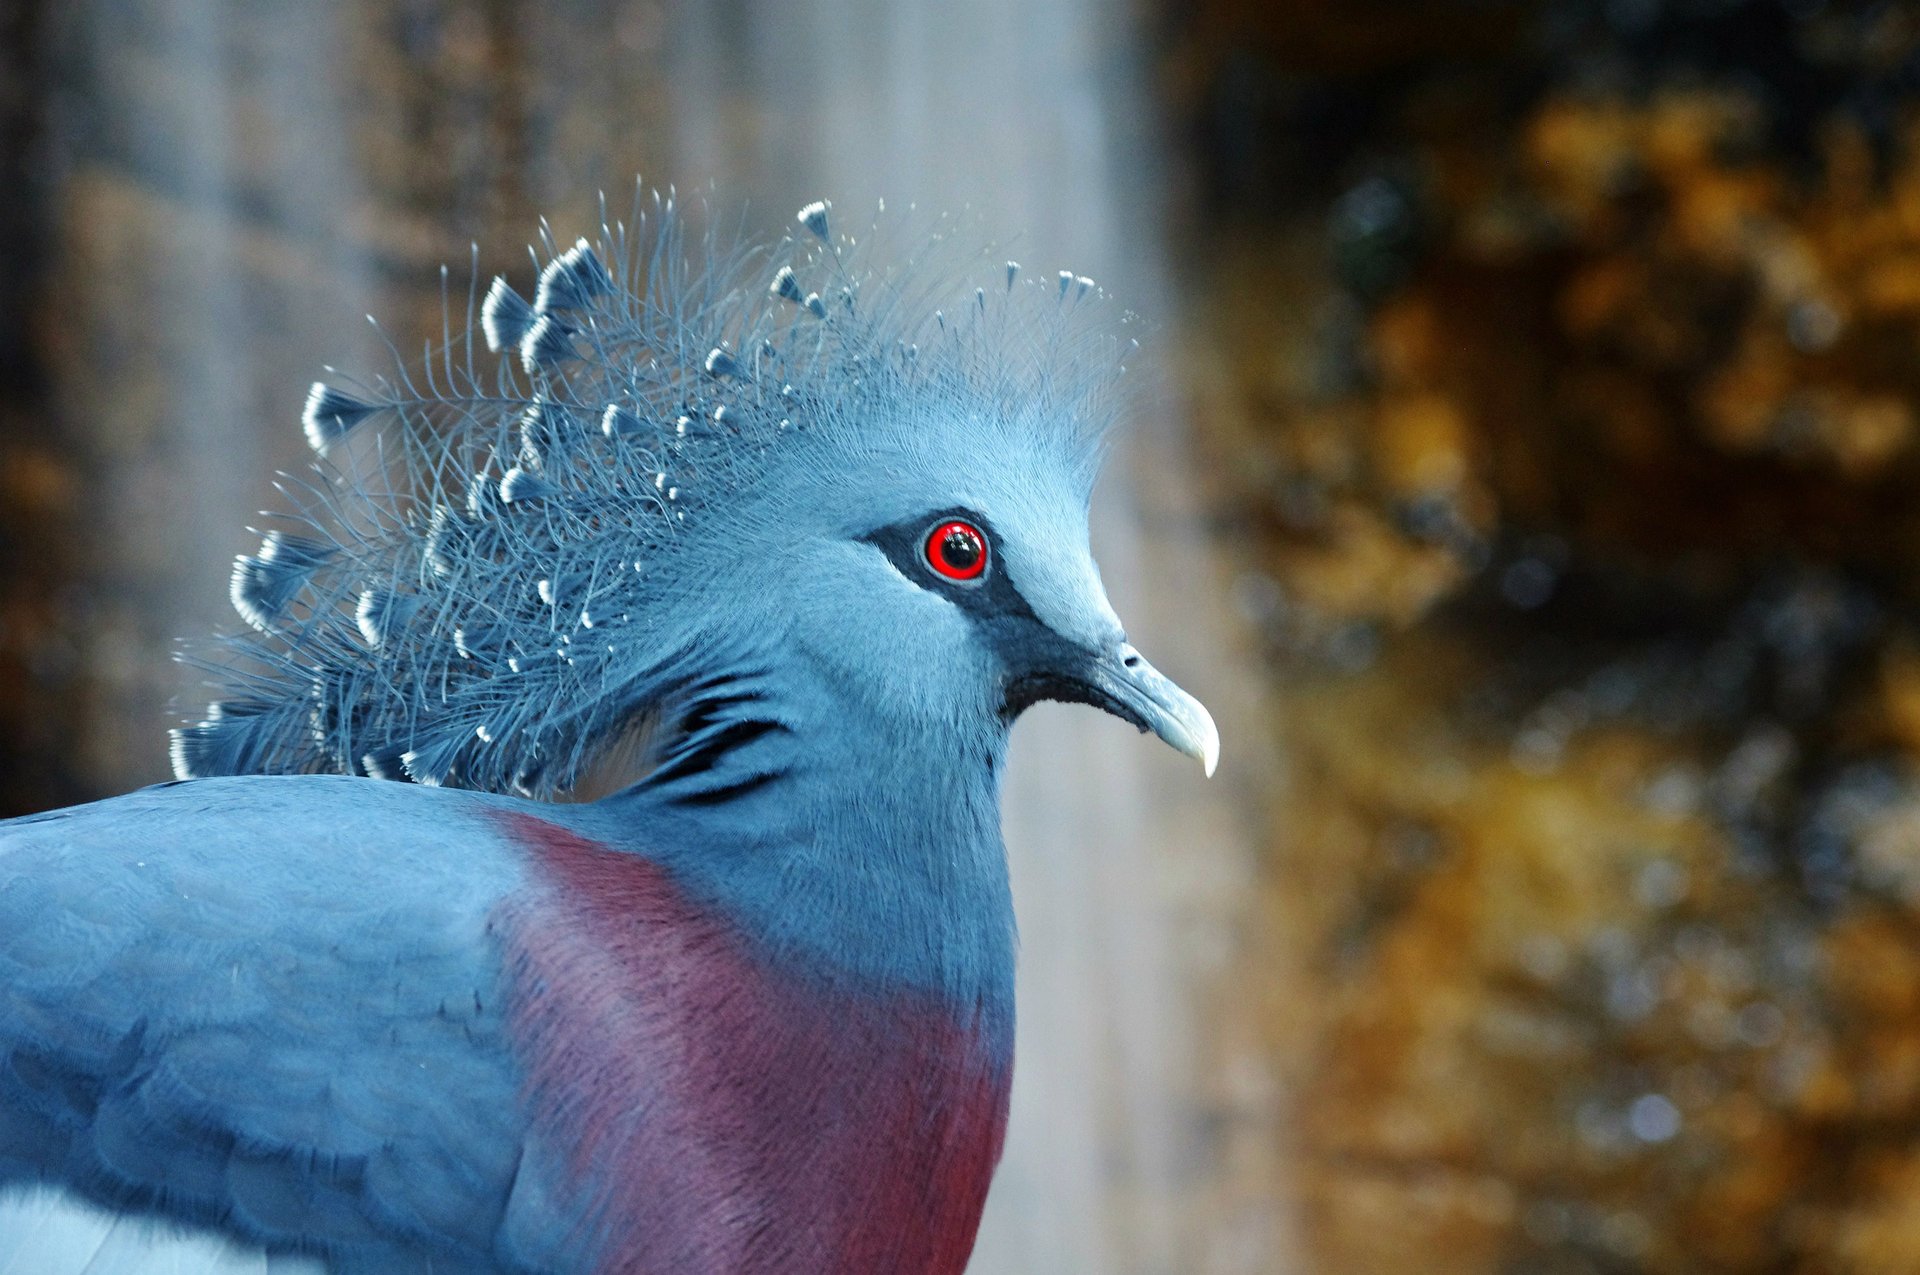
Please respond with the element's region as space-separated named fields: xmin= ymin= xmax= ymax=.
xmin=174 ymin=194 xmax=1216 ymax=795
xmin=728 ymin=398 xmax=1216 ymax=777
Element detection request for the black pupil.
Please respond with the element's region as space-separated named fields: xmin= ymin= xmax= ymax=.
xmin=940 ymin=527 xmax=981 ymax=572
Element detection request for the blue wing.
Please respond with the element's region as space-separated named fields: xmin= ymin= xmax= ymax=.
xmin=0 ymin=776 xmax=571 ymax=1273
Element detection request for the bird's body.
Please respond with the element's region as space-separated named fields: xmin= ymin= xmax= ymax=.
xmin=0 ymin=193 xmax=1213 ymax=1271
xmin=2 ymin=769 xmax=1010 ymax=1272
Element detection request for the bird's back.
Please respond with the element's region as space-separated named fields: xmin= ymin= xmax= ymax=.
xmin=0 ymin=776 xmax=548 ymax=1271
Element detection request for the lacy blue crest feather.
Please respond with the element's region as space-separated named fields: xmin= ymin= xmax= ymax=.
xmin=172 ymin=187 xmax=1134 ymax=798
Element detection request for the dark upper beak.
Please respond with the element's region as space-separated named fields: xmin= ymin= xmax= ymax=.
xmin=1004 ymin=638 xmax=1219 ymax=777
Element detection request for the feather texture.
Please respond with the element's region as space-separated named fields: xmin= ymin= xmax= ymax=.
xmin=492 ymin=812 xmax=1009 ymax=1272
xmin=0 ymin=779 xmax=555 ymax=1270
xmin=171 ymin=188 xmax=1128 ymax=800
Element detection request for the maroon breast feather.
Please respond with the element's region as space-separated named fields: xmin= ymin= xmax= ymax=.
xmin=492 ymin=811 xmax=1010 ymax=1275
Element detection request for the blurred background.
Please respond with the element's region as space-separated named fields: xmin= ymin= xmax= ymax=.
xmin=4 ymin=1 xmax=1920 ymax=1272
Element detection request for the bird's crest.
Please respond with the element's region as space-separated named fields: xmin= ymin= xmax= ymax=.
xmin=173 ymin=188 xmax=1135 ymax=797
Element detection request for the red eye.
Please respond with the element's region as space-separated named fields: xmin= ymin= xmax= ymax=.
xmin=924 ymin=519 xmax=989 ymax=583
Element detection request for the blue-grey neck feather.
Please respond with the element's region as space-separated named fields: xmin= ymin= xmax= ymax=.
xmin=554 ymin=655 xmax=1019 ymax=1007
xmin=172 ymin=187 xmax=1130 ymax=801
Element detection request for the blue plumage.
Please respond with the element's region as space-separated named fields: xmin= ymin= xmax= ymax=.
xmin=173 ymin=191 xmax=1124 ymax=801
xmin=0 ymin=778 xmax=565 ymax=1269
xmin=229 ymin=534 xmax=338 ymax=634
xmin=1 ymin=190 xmax=1217 ymax=1272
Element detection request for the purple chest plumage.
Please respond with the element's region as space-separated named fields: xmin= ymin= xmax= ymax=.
xmin=492 ymin=812 xmax=1011 ymax=1274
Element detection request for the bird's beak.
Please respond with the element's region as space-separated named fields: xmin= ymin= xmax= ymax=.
xmin=1001 ymin=626 xmax=1219 ymax=777
xmin=1081 ymin=643 xmax=1219 ymax=777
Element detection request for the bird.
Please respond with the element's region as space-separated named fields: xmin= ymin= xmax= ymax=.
xmin=0 ymin=190 xmax=1217 ymax=1274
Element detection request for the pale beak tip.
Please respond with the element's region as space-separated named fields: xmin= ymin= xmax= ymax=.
xmin=1164 ymin=689 xmax=1220 ymax=778
xmin=1101 ymin=643 xmax=1220 ymax=779
xmin=1196 ymin=703 xmax=1220 ymax=778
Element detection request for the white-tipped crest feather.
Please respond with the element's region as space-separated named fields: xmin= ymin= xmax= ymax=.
xmin=174 ymin=187 xmax=1134 ymax=797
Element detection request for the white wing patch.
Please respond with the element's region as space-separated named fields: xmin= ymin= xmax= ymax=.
xmin=0 ymin=1185 xmax=326 ymax=1274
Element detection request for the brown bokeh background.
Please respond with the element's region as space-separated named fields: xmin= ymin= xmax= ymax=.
xmin=1173 ymin=3 xmax=1920 ymax=1271
xmin=7 ymin=1 xmax=1920 ymax=1271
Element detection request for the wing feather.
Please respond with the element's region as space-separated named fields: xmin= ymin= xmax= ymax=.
xmin=0 ymin=777 xmax=549 ymax=1270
